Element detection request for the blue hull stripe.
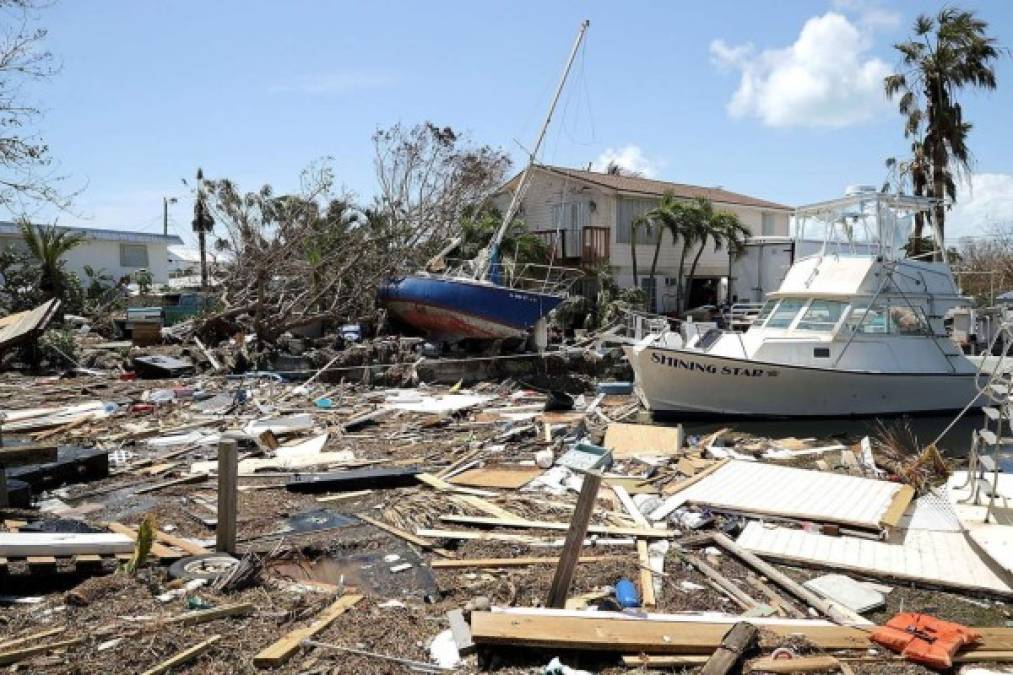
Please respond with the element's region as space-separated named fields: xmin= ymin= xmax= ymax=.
xmin=378 ymin=275 xmax=564 ymax=330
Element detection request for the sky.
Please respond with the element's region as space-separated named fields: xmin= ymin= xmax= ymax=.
xmin=13 ymin=0 xmax=1013 ymax=247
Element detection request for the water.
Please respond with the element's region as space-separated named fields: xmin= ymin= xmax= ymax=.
xmin=645 ymin=411 xmax=982 ymax=456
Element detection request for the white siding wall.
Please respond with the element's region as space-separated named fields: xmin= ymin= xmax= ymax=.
xmin=0 ymin=236 xmax=174 ymax=284
xmin=496 ymin=170 xmax=791 ymax=312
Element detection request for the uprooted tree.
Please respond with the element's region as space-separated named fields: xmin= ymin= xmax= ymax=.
xmin=193 ymin=122 xmax=511 ymax=345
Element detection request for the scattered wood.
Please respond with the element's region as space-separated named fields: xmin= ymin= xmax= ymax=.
xmin=439 ymin=514 xmax=673 ymax=539
xmin=253 ymin=594 xmax=364 ymax=668
xmin=431 ymin=555 xmax=621 ymax=569
xmin=162 ymin=602 xmax=255 ymax=627
xmin=746 ymin=655 xmax=842 ymax=673
xmin=447 ymin=464 xmax=543 ymax=489
xmin=140 ymin=635 xmax=221 ymax=675
xmin=547 ymin=470 xmax=602 ymax=608
xmin=681 ymin=552 xmax=759 ymax=610
xmin=604 ymin=422 xmax=684 ymax=458
xmin=0 ymin=626 xmax=67 ymax=652
xmin=638 ymin=539 xmax=656 ymax=607
xmin=357 ymin=514 xmax=455 ymax=558
xmin=0 ymin=532 xmax=133 ymax=557
xmin=701 ymin=622 xmax=758 ymax=675
xmin=134 ymin=472 xmax=208 ymax=495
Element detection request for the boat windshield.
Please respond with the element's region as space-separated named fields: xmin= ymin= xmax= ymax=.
xmin=753 ymin=299 xmax=778 ymax=325
xmin=765 ymin=299 xmax=805 ymax=329
xmin=795 ymin=300 xmax=848 ymax=332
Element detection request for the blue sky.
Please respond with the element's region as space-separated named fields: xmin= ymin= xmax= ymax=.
xmin=19 ymin=0 xmax=1013 ymax=245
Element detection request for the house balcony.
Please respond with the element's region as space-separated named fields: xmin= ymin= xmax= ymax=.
xmin=531 ymin=226 xmax=610 ymax=267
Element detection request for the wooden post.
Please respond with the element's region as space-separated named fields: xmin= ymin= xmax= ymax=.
xmin=546 ymin=470 xmax=602 ymax=608
xmin=701 ymin=621 xmax=758 ymax=675
xmin=216 ymin=439 xmax=238 ymax=554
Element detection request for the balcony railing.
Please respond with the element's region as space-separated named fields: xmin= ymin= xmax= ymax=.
xmin=531 ymin=226 xmax=610 ymax=266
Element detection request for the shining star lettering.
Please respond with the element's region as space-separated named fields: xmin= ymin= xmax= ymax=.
xmin=650 ymin=352 xmax=777 ymax=377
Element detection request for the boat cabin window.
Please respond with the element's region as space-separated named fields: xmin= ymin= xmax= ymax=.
xmin=845 ymin=304 xmax=889 ymax=334
xmin=754 ymin=299 xmax=777 ymax=325
xmin=889 ymin=305 xmax=931 ymax=335
xmin=844 ymin=303 xmax=932 ymax=335
xmin=765 ymin=299 xmax=805 ymax=329
xmin=795 ymin=300 xmax=847 ymax=332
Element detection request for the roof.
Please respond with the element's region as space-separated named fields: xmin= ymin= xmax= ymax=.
xmin=502 ymin=165 xmax=793 ymax=211
xmin=0 ymin=222 xmax=184 ymax=246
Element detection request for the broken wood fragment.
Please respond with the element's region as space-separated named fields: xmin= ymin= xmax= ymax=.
xmin=140 ymin=635 xmax=221 ymax=675
xmin=253 ymin=594 xmax=363 ymax=668
xmin=701 ymin=622 xmax=758 ymax=675
xmin=546 ymin=471 xmax=602 ymax=608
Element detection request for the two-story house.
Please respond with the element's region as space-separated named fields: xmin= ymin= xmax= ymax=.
xmin=491 ymin=165 xmax=792 ymax=313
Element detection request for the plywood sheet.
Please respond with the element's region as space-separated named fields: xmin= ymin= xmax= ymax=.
xmin=448 ymin=465 xmax=543 ymax=489
xmin=676 ymin=460 xmax=904 ymax=530
xmin=604 ymin=423 xmax=683 ymax=458
xmin=736 ymin=521 xmax=1012 ymax=595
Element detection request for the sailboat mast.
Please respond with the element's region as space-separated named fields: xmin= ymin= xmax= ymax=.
xmin=475 ymin=19 xmax=590 ymax=280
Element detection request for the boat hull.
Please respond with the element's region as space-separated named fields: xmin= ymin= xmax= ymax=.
xmin=625 ymin=345 xmax=986 ymax=417
xmin=378 ymin=274 xmax=564 ymax=342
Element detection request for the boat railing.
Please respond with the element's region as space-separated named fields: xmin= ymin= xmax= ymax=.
xmin=725 ymin=302 xmax=764 ymax=331
xmin=439 ymin=258 xmax=582 ymax=296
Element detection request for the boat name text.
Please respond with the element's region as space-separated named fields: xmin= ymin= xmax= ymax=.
xmin=651 ymin=353 xmax=778 ymax=377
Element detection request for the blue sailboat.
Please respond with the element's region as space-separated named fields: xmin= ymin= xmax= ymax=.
xmin=378 ymin=21 xmax=589 ymax=343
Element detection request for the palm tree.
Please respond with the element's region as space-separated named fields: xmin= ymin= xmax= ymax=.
xmin=685 ymin=204 xmax=750 ymax=309
xmin=885 ymin=8 xmax=999 ymax=255
xmin=644 ymin=193 xmax=683 ymax=287
xmin=673 ymin=200 xmax=707 ymax=313
xmin=192 ymin=167 xmax=215 ymax=288
xmin=455 ymin=206 xmax=549 ymax=267
xmin=629 ymin=213 xmax=644 ymax=291
xmin=19 ymin=220 xmax=85 ymax=301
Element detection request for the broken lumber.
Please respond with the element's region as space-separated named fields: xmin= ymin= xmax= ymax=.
xmin=431 ymin=555 xmax=620 ymax=569
xmin=0 ymin=532 xmax=133 ymax=557
xmin=161 ymin=602 xmax=255 ymax=626
xmin=638 ymin=539 xmax=656 ymax=607
xmin=140 ymin=635 xmax=221 ymax=675
xmin=356 ymin=514 xmax=454 ymax=557
xmin=682 ymin=552 xmax=759 ymax=610
xmin=746 ymin=655 xmax=842 ymax=673
xmin=0 ymin=626 xmax=66 ymax=652
xmin=0 ymin=637 xmax=83 ymax=666
xmin=439 ymin=514 xmax=673 ymax=539
xmin=701 ymin=622 xmax=758 ymax=675
xmin=547 ymin=470 xmax=602 ymax=608
xmin=253 ymin=593 xmax=364 ymax=667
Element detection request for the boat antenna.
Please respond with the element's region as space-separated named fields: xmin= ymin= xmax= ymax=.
xmin=473 ymin=19 xmax=590 ymax=281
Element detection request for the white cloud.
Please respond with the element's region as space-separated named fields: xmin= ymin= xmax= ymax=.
xmin=591 ymin=145 xmax=660 ymax=178
xmin=269 ymin=70 xmax=393 ymax=95
xmin=710 ymin=12 xmax=891 ymax=128
xmin=948 ymin=173 xmax=1013 ymax=241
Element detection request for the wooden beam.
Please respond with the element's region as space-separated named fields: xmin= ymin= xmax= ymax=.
xmin=431 ymin=555 xmax=621 ymax=569
xmin=140 ymin=635 xmax=221 ymax=675
xmin=469 ymin=612 xmax=875 ymax=653
xmin=154 ymin=530 xmax=207 ymax=557
xmin=612 ymin=485 xmax=651 ymax=529
xmin=106 ymin=522 xmax=179 ymax=560
xmin=0 ymin=532 xmax=133 ymax=557
xmin=746 ymin=655 xmax=842 ymax=673
xmin=622 ymin=654 xmax=709 ymax=667
xmin=546 ymin=471 xmax=602 ymax=608
xmin=0 ymin=626 xmax=66 ymax=652
xmin=440 ymin=514 xmax=672 ymax=539
xmin=745 ymin=573 xmax=806 ymax=619
xmin=216 ymin=439 xmax=238 ymax=554
xmin=161 ymin=602 xmax=255 ymax=627
xmin=253 ymin=594 xmax=363 ymax=668
xmin=638 ymin=539 xmax=656 ymax=607
xmin=357 ymin=514 xmax=455 ymax=558
xmin=0 ymin=637 xmax=84 ymax=666
xmin=701 ymin=622 xmax=758 ymax=675
xmin=682 ymin=552 xmax=759 ymax=609
xmin=708 ymin=532 xmax=858 ymax=625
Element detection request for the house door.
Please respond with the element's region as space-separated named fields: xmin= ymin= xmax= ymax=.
xmin=640 ymin=277 xmax=657 ymax=313
xmin=686 ymin=277 xmax=720 ymax=309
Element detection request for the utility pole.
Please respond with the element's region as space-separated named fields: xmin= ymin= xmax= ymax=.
xmin=163 ymin=196 xmax=177 ymax=237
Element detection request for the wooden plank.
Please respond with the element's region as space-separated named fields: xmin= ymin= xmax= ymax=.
xmin=604 ymin=422 xmax=684 ymax=458
xmin=26 ymin=555 xmax=57 ymax=570
xmin=357 ymin=514 xmax=455 ymax=558
xmin=450 ymin=494 xmax=525 ymax=521
xmin=0 ymin=637 xmax=84 ymax=666
xmin=440 ymin=514 xmax=673 ymax=539
xmin=447 ymin=609 xmax=475 ymax=656
xmin=745 ymin=573 xmax=806 ymax=619
xmin=154 ymin=530 xmax=208 ymax=557
xmin=140 ymin=635 xmax=221 ymax=675
xmin=448 ymin=464 xmax=543 ymax=489
xmin=547 ymin=471 xmax=602 ymax=608
xmin=662 ymin=458 xmax=729 ymax=495
xmin=0 ymin=443 xmax=58 ymax=466
xmin=683 ymin=553 xmax=758 ymax=609
xmin=134 ymin=472 xmax=208 ymax=495
xmin=418 ymin=528 xmax=545 ymax=544
xmin=431 ymin=555 xmax=620 ymax=569
xmin=0 ymin=532 xmax=133 ymax=557
xmin=316 ymin=489 xmax=372 ymax=503
xmin=217 ymin=439 xmax=238 ymax=554
xmin=638 ymin=539 xmax=656 ymax=607
xmin=746 ymin=655 xmax=842 ymax=673
xmin=623 ymin=654 xmax=709 ymax=667
xmin=105 ymin=522 xmax=181 ymax=560
xmin=469 ymin=612 xmax=873 ymax=653
xmin=880 ymin=484 xmax=916 ymax=530
xmin=612 ymin=485 xmax=651 ymax=528
xmin=72 ymin=554 xmax=104 ymax=570
xmin=162 ymin=602 xmax=255 ymax=626
xmin=253 ymin=594 xmax=363 ymax=668
xmin=0 ymin=626 xmax=66 ymax=652
xmin=701 ymin=622 xmax=758 ymax=675
xmin=417 ymin=472 xmax=498 ymax=497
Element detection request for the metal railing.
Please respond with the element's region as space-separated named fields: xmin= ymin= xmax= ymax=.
xmin=436 ymin=258 xmax=582 ymax=296
xmin=725 ymin=302 xmax=765 ymax=330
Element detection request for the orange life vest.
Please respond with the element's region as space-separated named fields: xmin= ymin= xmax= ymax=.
xmin=870 ymin=612 xmax=982 ymax=670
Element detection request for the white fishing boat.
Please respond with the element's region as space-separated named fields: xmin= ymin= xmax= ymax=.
xmin=625 ymin=187 xmax=988 ymax=417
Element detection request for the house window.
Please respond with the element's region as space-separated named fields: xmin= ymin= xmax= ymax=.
xmin=550 ymin=201 xmax=589 ymax=258
xmin=616 ymin=197 xmax=662 ymax=245
xmin=761 ymin=212 xmax=776 ymax=236
xmin=120 ymin=243 xmax=149 ymax=268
